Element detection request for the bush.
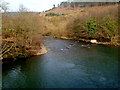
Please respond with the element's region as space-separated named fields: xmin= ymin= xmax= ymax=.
xmin=101 ymin=15 xmax=118 ymax=38
xmin=45 ymin=13 xmax=64 ymax=16
xmin=2 ymin=12 xmax=45 ymax=59
xmin=84 ymin=17 xmax=97 ymax=39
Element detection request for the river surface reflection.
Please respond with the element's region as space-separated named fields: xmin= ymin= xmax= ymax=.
xmin=2 ymin=37 xmax=119 ymax=88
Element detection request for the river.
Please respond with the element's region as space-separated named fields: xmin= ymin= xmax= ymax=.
xmin=2 ymin=37 xmax=119 ymax=88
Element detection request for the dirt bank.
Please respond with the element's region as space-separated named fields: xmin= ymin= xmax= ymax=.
xmin=60 ymin=36 xmax=120 ymax=46
xmin=2 ymin=44 xmax=48 ymax=64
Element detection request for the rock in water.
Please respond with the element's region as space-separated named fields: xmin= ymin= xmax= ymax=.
xmin=90 ymin=39 xmax=97 ymax=44
xmin=66 ymin=46 xmax=70 ymax=49
xmin=61 ymin=49 xmax=64 ymax=51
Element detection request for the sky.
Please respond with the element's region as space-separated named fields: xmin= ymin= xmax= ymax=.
xmin=3 ymin=0 xmax=119 ymax=12
xmin=3 ymin=0 xmax=67 ymax=12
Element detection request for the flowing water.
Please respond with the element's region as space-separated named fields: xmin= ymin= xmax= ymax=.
xmin=2 ymin=37 xmax=119 ymax=88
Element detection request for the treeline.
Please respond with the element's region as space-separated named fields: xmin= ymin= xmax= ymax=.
xmin=60 ymin=2 xmax=117 ymax=8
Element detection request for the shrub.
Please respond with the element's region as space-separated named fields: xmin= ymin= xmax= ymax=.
xmin=45 ymin=13 xmax=58 ymax=16
xmin=45 ymin=13 xmax=65 ymax=16
xmin=101 ymin=15 xmax=118 ymax=38
xmin=84 ymin=17 xmax=97 ymax=39
xmin=2 ymin=12 xmax=45 ymax=59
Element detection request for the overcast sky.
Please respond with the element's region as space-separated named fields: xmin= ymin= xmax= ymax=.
xmin=3 ymin=0 xmax=119 ymax=12
xmin=3 ymin=0 xmax=67 ymax=12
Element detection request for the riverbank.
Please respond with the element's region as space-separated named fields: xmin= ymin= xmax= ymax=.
xmin=60 ymin=36 xmax=120 ymax=46
xmin=43 ymin=5 xmax=119 ymax=47
xmin=35 ymin=44 xmax=48 ymax=55
xmin=2 ymin=44 xmax=48 ymax=64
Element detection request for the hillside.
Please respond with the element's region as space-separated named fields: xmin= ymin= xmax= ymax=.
xmin=39 ymin=6 xmax=82 ymax=16
xmin=39 ymin=2 xmax=117 ymax=16
xmin=40 ymin=4 xmax=119 ymax=46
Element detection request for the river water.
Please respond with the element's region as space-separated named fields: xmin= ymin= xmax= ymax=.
xmin=2 ymin=37 xmax=119 ymax=88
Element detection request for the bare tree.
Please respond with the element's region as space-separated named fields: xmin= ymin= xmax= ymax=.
xmin=18 ymin=4 xmax=28 ymax=12
xmin=0 ymin=0 xmax=9 ymax=12
xmin=53 ymin=4 xmax=55 ymax=8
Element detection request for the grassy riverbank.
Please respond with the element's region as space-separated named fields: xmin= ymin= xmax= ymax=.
xmin=42 ymin=4 xmax=119 ymax=46
xmin=1 ymin=12 xmax=48 ymax=63
xmin=1 ymin=4 xmax=119 ymax=63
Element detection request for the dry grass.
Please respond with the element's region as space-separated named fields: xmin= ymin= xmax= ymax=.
xmin=1 ymin=12 xmax=47 ymax=59
xmin=1 ymin=4 xmax=119 ymax=60
xmin=43 ymin=4 xmax=119 ymax=45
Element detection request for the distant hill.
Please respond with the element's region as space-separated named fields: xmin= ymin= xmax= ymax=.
xmin=39 ymin=2 xmax=117 ymax=16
